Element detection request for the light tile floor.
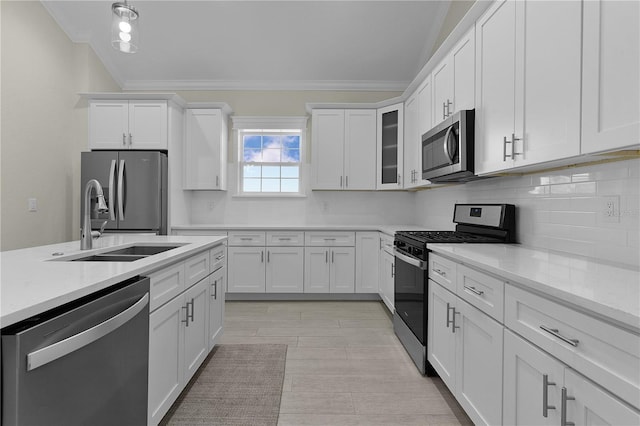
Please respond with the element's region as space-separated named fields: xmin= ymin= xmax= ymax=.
xmin=221 ymin=300 xmax=473 ymax=426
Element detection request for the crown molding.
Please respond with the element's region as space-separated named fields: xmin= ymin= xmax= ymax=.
xmin=121 ymin=79 xmax=409 ymax=92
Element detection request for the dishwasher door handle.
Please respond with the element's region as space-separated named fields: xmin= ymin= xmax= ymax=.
xmin=27 ymin=293 xmax=149 ymax=371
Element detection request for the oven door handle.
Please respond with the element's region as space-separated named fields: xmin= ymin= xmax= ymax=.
xmin=394 ymin=248 xmax=428 ymax=270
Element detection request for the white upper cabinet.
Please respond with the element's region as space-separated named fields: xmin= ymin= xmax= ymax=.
xmin=376 ymin=103 xmax=404 ymax=189
xmin=89 ymin=100 xmax=168 ymax=150
xmin=581 ymin=0 xmax=639 ymax=154
xmin=432 ymin=27 xmax=475 ymax=126
xmin=475 ymin=0 xmax=581 ymax=175
xmin=403 ymin=91 xmax=420 ymax=188
xmin=311 ymin=109 xmax=376 ymax=190
xmin=183 ymin=108 xmax=228 ymax=190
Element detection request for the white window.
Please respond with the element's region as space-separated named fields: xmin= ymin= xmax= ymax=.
xmin=233 ymin=117 xmax=307 ymax=196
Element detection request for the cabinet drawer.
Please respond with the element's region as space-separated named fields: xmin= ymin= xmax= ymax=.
xmin=456 ymin=265 xmax=504 ymax=322
xmin=210 ymin=244 xmax=226 ymax=272
xmin=429 ymin=253 xmax=457 ymax=292
xmin=185 ymin=251 xmax=210 ymax=288
xmin=171 ymin=229 xmax=227 ymax=237
xmin=149 ymin=262 xmax=185 ymax=312
xmin=228 ymin=231 xmax=266 ymax=246
xmin=305 ymin=231 xmax=355 ymax=246
xmin=266 ymin=231 xmax=305 ymax=246
xmin=505 ymin=284 xmax=640 ymax=408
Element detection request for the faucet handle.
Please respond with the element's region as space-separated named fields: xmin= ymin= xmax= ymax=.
xmin=91 ymin=221 xmax=108 ymax=239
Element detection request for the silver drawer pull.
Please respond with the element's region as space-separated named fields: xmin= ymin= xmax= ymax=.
xmin=540 ymin=325 xmax=579 ymax=347
xmin=215 ymin=254 xmax=225 ymax=260
xmin=543 ymin=374 xmax=556 ymax=417
xmin=324 ymin=238 xmax=336 ymax=241
xmin=278 ymin=237 xmax=291 ymax=241
xmin=561 ymin=387 xmax=575 ymax=426
xmin=464 ymin=285 xmax=484 ymax=296
xmin=240 ymin=237 xmax=253 ymax=241
xmin=434 ymin=268 xmax=446 ymax=277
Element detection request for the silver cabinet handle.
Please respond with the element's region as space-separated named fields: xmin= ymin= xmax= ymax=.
xmin=261 ymin=250 xmax=264 ymax=263
xmin=450 ymin=306 xmax=460 ymax=333
xmin=325 ymin=251 xmax=328 ymax=263
xmin=240 ymin=237 xmax=253 ymax=241
xmin=27 ymin=293 xmax=149 ymax=371
xmin=540 ymin=325 xmax=579 ymax=347
xmin=324 ymin=238 xmax=336 ymax=241
xmin=331 ymin=251 xmax=334 ymax=263
xmin=391 ymin=263 xmax=395 ymax=277
xmin=216 ymin=175 xmax=219 ymax=187
xmin=188 ymin=298 xmax=195 ymax=322
xmin=397 ymin=174 xmax=401 ymax=185
xmin=464 ymin=285 xmax=484 ymax=296
xmin=215 ymin=254 xmax=225 ymax=261
xmin=433 ymin=268 xmax=446 ymax=277
xmin=446 ymin=99 xmax=453 ymax=117
xmin=122 ymin=133 xmax=126 ymax=146
xmin=108 ymin=159 xmax=116 ymax=221
xmin=446 ymin=302 xmax=454 ymax=328
xmin=267 ymin=250 xmax=270 ymax=263
xmin=278 ymin=237 xmax=291 ymax=241
xmin=503 ymin=133 xmax=522 ymax=161
xmin=345 ymin=176 xmax=349 ymax=188
xmin=118 ymin=159 xmax=125 ymax=220
xmin=561 ymin=387 xmax=575 ymax=426
xmin=543 ymin=374 xmax=557 ymax=418
xmin=340 ymin=175 xmax=343 ymax=188
xmin=182 ymin=304 xmax=189 ymax=326
xmin=128 ymin=132 xmax=132 ymax=146
xmin=211 ymin=279 xmax=218 ymax=299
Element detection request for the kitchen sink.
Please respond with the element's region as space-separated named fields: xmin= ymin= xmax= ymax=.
xmin=53 ymin=243 xmax=186 ymax=262
xmin=71 ymin=254 xmax=148 ymax=262
xmin=103 ymin=245 xmax=184 ymax=256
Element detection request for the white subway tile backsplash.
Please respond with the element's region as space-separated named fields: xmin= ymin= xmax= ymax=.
xmin=414 ymin=158 xmax=640 ymax=267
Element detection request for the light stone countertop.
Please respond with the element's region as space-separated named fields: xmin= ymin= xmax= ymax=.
xmin=429 ymin=244 xmax=640 ymax=332
xmin=0 ymin=235 xmax=227 ymax=328
xmin=171 ymin=224 xmax=430 ymax=237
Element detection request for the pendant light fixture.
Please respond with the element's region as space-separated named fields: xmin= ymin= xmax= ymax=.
xmin=111 ymin=1 xmax=139 ymax=53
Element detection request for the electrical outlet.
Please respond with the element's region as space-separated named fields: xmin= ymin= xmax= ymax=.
xmin=602 ymin=195 xmax=620 ymax=223
xmin=28 ymin=198 xmax=38 ymax=212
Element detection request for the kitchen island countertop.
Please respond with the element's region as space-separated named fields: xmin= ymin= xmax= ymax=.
xmin=0 ymin=235 xmax=226 ymax=328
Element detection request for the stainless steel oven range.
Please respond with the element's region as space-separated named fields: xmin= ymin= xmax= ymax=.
xmin=393 ymin=203 xmax=516 ymax=375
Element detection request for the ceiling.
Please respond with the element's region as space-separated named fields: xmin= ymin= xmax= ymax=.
xmin=42 ymin=1 xmax=451 ymax=91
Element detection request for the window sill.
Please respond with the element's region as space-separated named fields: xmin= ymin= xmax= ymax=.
xmin=232 ymin=193 xmax=307 ymax=199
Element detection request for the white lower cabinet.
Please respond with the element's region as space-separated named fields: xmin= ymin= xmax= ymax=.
xmin=427 ymin=280 xmax=503 ymax=425
xmin=148 ymin=294 xmax=184 ymax=426
xmin=304 ymin=247 xmax=355 ymax=293
xmin=504 ymin=329 xmax=640 ymax=426
xmin=227 ymin=246 xmax=266 ymax=292
xmin=355 ymin=232 xmax=379 ymax=293
xmin=266 ymin=247 xmax=304 ymax=293
xmin=147 ymin=246 xmax=225 ymax=426
xmin=208 ymin=267 xmax=225 ymax=350
xmin=378 ymin=234 xmax=394 ymax=312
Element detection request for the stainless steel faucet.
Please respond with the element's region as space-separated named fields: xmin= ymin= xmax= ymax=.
xmin=81 ymin=179 xmax=109 ymax=250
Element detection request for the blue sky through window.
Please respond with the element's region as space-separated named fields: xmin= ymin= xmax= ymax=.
xmin=240 ymin=132 xmax=301 ymax=194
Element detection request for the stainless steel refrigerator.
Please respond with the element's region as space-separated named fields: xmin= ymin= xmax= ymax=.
xmin=81 ymin=151 xmax=168 ymax=235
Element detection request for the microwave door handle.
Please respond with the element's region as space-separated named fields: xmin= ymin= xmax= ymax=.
xmin=443 ymin=126 xmax=455 ymax=164
xmin=108 ymin=160 xmax=116 ymax=221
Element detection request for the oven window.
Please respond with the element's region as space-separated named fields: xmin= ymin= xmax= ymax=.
xmin=394 ymin=255 xmax=427 ymax=344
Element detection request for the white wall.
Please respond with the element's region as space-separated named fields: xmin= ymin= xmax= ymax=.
xmin=189 ymin=164 xmax=415 ymax=226
xmin=414 ymin=158 xmax=640 ymax=267
xmin=1 ymin=1 xmax=119 ymax=250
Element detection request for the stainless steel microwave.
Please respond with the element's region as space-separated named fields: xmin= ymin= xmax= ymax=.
xmin=422 ymin=109 xmax=476 ymax=182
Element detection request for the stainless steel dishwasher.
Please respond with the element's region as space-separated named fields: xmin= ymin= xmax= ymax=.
xmin=2 ymin=275 xmax=150 ymax=426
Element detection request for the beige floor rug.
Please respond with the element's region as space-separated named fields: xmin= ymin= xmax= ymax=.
xmin=160 ymin=344 xmax=287 ymax=426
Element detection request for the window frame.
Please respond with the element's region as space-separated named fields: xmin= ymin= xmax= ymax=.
xmin=232 ymin=116 xmax=308 ymax=198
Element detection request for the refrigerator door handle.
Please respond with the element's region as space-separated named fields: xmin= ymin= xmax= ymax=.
xmin=108 ymin=160 xmax=116 ymax=221
xmin=118 ymin=159 xmax=125 ymax=220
